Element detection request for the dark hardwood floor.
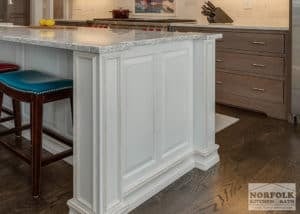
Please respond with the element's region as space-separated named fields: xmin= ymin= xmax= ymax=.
xmin=0 ymin=105 xmax=299 ymax=214
xmin=0 ymin=135 xmax=73 ymax=213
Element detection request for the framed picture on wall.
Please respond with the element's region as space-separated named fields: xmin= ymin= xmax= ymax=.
xmin=134 ymin=0 xmax=176 ymax=16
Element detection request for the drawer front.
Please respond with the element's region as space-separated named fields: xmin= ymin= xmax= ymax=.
xmin=216 ymin=52 xmax=285 ymax=77
xmin=216 ymin=72 xmax=284 ymax=104
xmin=217 ymin=32 xmax=285 ymax=53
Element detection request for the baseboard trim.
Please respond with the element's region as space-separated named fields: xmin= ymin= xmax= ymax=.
xmin=68 ymin=145 xmax=220 ymax=214
xmin=68 ymin=199 xmax=93 ymax=214
xmin=123 ymin=156 xmax=195 ymax=214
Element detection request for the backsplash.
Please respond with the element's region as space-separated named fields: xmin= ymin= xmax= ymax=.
xmin=71 ymin=0 xmax=289 ymax=27
xmin=71 ymin=0 xmax=114 ymax=20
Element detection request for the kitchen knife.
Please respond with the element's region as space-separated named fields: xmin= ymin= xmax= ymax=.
xmin=207 ymin=1 xmax=216 ymax=10
xmin=203 ymin=5 xmax=213 ymax=12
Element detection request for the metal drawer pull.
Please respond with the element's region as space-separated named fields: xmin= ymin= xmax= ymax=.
xmin=252 ymin=87 xmax=265 ymax=92
xmin=216 ymin=59 xmax=224 ymax=62
xmin=216 ymin=81 xmax=223 ymax=85
xmin=252 ymin=41 xmax=266 ymax=45
xmin=252 ymin=63 xmax=265 ymax=67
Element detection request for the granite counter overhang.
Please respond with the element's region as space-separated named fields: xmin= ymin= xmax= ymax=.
xmin=170 ymin=23 xmax=289 ymax=32
xmin=0 ymin=26 xmax=222 ymax=54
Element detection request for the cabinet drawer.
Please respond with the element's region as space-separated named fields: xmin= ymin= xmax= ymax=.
xmin=216 ymin=72 xmax=284 ymax=104
xmin=217 ymin=32 xmax=285 ymax=53
xmin=216 ymin=52 xmax=284 ymax=77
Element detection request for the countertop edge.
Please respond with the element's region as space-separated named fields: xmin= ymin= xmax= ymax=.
xmin=0 ymin=29 xmax=222 ymax=54
xmin=170 ymin=23 xmax=290 ymax=31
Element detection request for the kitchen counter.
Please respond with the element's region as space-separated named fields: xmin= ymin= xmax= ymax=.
xmin=0 ymin=26 xmax=221 ymax=214
xmin=171 ymin=23 xmax=289 ymax=31
xmin=0 ymin=22 xmax=14 ymax=27
xmin=0 ymin=26 xmax=221 ymax=53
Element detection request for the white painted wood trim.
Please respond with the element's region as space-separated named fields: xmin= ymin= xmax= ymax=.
xmin=31 ymin=0 xmax=43 ymax=25
xmin=0 ymin=38 xmax=219 ymax=214
xmin=71 ymin=51 xmax=100 ymax=213
xmin=68 ymin=40 xmax=219 ymax=214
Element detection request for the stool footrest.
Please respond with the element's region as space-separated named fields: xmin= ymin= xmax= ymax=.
xmin=0 ymin=129 xmax=73 ymax=167
xmin=42 ymin=149 xmax=73 ymax=166
xmin=0 ymin=124 xmax=31 ymax=137
xmin=1 ymin=106 xmax=14 ymax=116
xmin=43 ymin=127 xmax=73 ymax=147
xmin=0 ymin=135 xmax=32 ymax=164
xmin=0 ymin=116 xmax=15 ymax=123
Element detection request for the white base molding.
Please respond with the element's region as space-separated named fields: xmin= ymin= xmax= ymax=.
xmin=68 ymin=199 xmax=93 ymax=214
xmin=194 ymin=145 xmax=220 ymax=171
xmin=68 ymin=147 xmax=219 ymax=214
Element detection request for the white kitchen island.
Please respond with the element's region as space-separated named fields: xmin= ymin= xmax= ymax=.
xmin=0 ymin=26 xmax=221 ymax=214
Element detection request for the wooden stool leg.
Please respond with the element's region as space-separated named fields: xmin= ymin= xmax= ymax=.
xmin=69 ymin=96 xmax=73 ymax=124
xmin=0 ymin=92 xmax=3 ymax=117
xmin=12 ymin=100 xmax=22 ymax=137
xmin=31 ymin=96 xmax=43 ymax=198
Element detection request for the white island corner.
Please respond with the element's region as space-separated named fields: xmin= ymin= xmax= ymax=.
xmin=0 ymin=26 xmax=222 ymax=214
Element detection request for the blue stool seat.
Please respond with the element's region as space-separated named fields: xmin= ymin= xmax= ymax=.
xmin=0 ymin=70 xmax=73 ymax=95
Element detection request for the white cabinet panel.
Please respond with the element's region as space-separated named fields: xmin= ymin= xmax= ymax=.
xmin=160 ymin=50 xmax=192 ymax=158
xmin=122 ymin=55 xmax=156 ymax=176
xmin=103 ymin=57 xmax=122 ymax=209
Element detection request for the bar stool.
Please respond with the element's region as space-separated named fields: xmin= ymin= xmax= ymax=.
xmin=0 ymin=63 xmax=20 ymax=125
xmin=0 ymin=70 xmax=73 ymax=198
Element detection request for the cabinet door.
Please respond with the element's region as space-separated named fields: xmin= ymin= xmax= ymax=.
xmin=160 ymin=50 xmax=192 ymax=159
xmin=120 ymin=42 xmax=193 ymax=188
xmin=0 ymin=0 xmax=6 ymax=22
xmin=121 ymin=55 xmax=157 ymax=179
xmin=6 ymin=0 xmax=30 ymax=25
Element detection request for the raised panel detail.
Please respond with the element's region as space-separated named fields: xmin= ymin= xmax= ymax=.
xmin=73 ymin=52 xmax=99 ymax=210
xmin=103 ymin=56 xmax=121 ymax=209
xmin=122 ymin=55 xmax=156 ymax=176
xmin=161 ymin=50 xmax=192 ymax=157
xmin=0 ymin=41 xmax=18 ymax=63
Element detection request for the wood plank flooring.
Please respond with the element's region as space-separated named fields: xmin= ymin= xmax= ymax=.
xmin=0 ymin=105 xmax=299 ymax=214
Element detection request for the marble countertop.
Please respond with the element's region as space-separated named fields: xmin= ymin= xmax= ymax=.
xmin=171 ymin=23 xmax=289 ymax=31
xmin=0 ymin=26 xmax=222 ymax=54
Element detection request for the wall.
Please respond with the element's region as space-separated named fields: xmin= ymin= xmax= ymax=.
xmin=71 ymin=0 xmax=114 ymax=19
xmin=31 ymin=0 xmax=43 ymax=25
xmin=111 ymin=0 xmax=289 ymax=26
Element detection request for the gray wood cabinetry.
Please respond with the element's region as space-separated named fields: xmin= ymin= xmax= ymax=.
xmin=174 ymin=26 xmax=290 ymax=119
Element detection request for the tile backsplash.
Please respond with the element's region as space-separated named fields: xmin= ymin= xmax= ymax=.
xmin=72 ymin=0 xmax=289 ymax=27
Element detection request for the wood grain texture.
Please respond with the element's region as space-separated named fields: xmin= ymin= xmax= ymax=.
xmin=131 ymin=104 xmax=300 ymax=214
xmin=216 ymin=51 xmax=285 ymax=77
xmin=216 ymin=31 xmax=285 ymax=53
xmin=0 ymin=105 xmax=299 ymax=213
xmin=0 ymin=130 xmax=72 ymax=213
xmin=2 ymin=0 xmax=30 ymax=26
xmin=216 ymin=71 xmax=284 ymax=104
xmin=174 ymin=26 xmax=290 ymax=120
